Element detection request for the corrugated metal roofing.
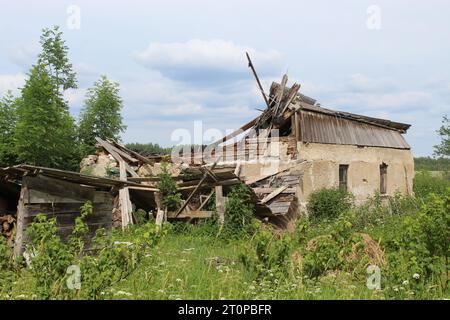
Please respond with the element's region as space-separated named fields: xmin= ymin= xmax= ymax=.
xmin=300 ymin=110 xmax=410 ymax=149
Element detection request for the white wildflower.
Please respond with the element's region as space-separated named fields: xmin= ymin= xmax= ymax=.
xmin=412 ymin=273 xmax=420 ymax=280
xmin=114 ymin=290 xmax=133 ymax=296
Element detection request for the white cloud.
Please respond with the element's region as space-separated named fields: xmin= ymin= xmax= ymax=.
xmin=346 ymin=73 xmax=396 ymax=92
xmin=0 ymin=73 xmax=26 ymax=96
xmin=334 ymin=91 xmax=432 ymax=111
xmin=134 ymin=39 xmax=283 ymax=82
xmin=7 ymin=42 xmax=39 ymax=69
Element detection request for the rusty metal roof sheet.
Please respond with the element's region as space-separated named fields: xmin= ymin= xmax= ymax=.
xmin=300 ymin=110 xmax=410 ymax=149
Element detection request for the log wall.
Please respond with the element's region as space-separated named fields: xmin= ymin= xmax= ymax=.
xmin=14 ymin=175 xmax=114 ymax=257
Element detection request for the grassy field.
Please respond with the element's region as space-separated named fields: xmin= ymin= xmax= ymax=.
xmin=1 ymin=172 xmax=449 ymax=300
xmin=109 ymin=232 xmax=379 ymax=300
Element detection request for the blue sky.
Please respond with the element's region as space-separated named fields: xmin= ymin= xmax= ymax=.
xmin=0 ymin=0 xmax=449 ymax=156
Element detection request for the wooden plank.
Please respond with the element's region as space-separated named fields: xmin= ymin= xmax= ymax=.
xmin=127 ymin=186 xmax=159 ymax=192
xmin=252 ymin=187 xmax=296 ymax=194
xmin=167 ymin=210 xmax=213 ymax=219
xmin=24 ymin=175 xmax=95 ymax=203
xmin=95 ymin=137 xmax=138 ymax=164
xmin=13 ymin=186 xmax=27 ymax=258
xmin=155 ymin=209 xmax=164 ymax=229
xmin=260 ymin=185 xmax=289 ymax=204
xmin=198 ymin=190 xmax=214 ymax=211
xmin=25 ymin=202 xmax=113 ymax=217
xmin=215 ymin=185 xmax=225 ymax=226
xmin=109 ymin=140 xmax=155 ymax=165
xmin=207 ymin=116 xmax=259 ymax=149
xmin=118 ymin=158 xmax=133 ymax=228
xmin=175 ymin=159 xmax=220 ymax=217
xmin=245 ymin=167 xmax=290 ymax=185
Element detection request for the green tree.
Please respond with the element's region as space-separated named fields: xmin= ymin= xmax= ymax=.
xmin=0 ymin=91 xmax=19 ymax=167
xmin=78 ymin=76 xmax=126 ymax=154
xmin=14 ymin=64 xmax=79 ymax=170
xmin=38 ymin=26 xmax=77 ymax=92
xmin=434 ymin=115 xmax=450 ymax=157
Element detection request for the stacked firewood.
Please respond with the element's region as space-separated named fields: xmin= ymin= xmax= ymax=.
xmin=0 ymin=214 xmax=15 ymax=245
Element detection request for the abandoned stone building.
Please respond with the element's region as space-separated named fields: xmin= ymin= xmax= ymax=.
xmin=0 ymin=75 xmax=415 ymax=254
xmin=211 ymin=81 xmax=414 ymax=211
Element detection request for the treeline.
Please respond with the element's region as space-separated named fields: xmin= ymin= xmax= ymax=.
xmin=414 ymin=157 xmax=450 ymax=171
xmin=125 ymin=142 xmax=172 ymax=156
xmin=0 ymin=26 xmax=125 ymax=171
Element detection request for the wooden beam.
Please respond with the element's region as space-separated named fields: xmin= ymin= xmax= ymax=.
xmin=253 ymin=187 xmax=296 ymax=194
xmin=207 ymin=116 xmax=259 ymax=149
xmin=246 ymin=52 xmax=271 ymax=109
xmin=127 ymin=186 xmax=159 ymax=192
xmin=215 ymin=185 xmax=225 ymax=226
xmin=245 ymin=167 xmax=290 ymax=185
xmin=167 ymin=210 xmax=213 ymax=219
xmin=198 ymin=189 xmax=214 ymax=211
xmin=109 ymin=140 xmax=155 ymax=165
xmin=175 ymin=159 xmax=220 ymax=217
xmin=95 ymin=137 xmax=138 ymax=164
xmin=260 ymin=185 xmax=289 ymax=204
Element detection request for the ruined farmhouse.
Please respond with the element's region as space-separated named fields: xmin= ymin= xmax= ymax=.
xmin=0 ymin=71 xmax=414 ymax=255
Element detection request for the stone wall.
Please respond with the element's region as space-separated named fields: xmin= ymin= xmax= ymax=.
xmin=295 ymin=142 xmax=414 ymax=207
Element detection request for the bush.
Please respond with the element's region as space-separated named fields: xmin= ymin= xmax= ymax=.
xmin=22 ymin=201 xmax=166 ymax=299
xmin=301 ymin=212 xmax=370 ymax=279
xmin=307 ymin=188 xmax=354 ymax=220
xmin=240 ymin=222 xmax=294 ymax=280
xmin=382 ymin=192 xmax=449 ymax=298
xmin=157 ymin=162 xmax=182 ymax=211
xmin=221 ymin=184 xmax=256 ymax=240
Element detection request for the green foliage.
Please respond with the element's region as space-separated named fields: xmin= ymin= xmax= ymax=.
xmin=0 ymin=91 xmax=19 ymax=167
xmin=25 ymin=213 xmax=74 ymax=299
xmin=434 ymin=115 xmax=450 ymax=157
xmin=414 ymin=156 xmax=450 ymax=171
xmin=20 ymin=201 xmax=166 ymax=299
xmin=38 ymin=26 xmax=77 ymax=92
xmin=14 ymin=64 xmax=80 ymax=170
xmin=78 ymin=76 xmax=126 ymax=154
xmin=125 ymin=142 xmax=172 ymax=155
xmin=133 ymin=209 xmax=148 ymax=225
xmin=382 ymin=193 xmax=449 ymax=297
xmin=414 ymin=171 xmax=450 ymax=198
xmin=221 ymin=184 xmax=256 ymax=240
xmin=301 ymin=213 xmax=369 ymax=279
xmin=157 ymin=162 xmax=182 ymax=211
xmin=240 ymin=223 xmax=294 ymax=279
xmin=0 ymin=236 xmax=13 ymax=270
xmin=307 ymin=188 xmax=354 ymax=220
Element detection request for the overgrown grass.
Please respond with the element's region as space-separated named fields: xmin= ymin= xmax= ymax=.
xmin=1 ymin=174 xmax=449 ymax=300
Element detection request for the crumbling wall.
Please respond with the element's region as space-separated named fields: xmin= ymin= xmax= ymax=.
xmin=295 ymin=142 xmax=414 ymax=208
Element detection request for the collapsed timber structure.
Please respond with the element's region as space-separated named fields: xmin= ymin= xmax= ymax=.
xmin=0 ymin=54 xmax=414 ymax=255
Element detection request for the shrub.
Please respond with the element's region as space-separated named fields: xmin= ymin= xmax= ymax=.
xmin=157 ymin=162 xmax=182 ymax=211
xmin=221 ymin=184 xmax=256 ymax=240
xmin=0 ymin=236 xmax=13 ymax=270
xmin=240 ymin=223 xmax=294 ymax=279
xmin=307 ymin=188 xmax=354 ymax=220
xmin=23 ymin=201 xmax=166 ymax=299
xmin=382 ymin=192 xmax=449 ymax=298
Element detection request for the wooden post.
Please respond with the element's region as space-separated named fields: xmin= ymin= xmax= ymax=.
xmin=119 ymin=159 xmax=133 ymax=229
xmin=215 ymin=185 xmax=225 ymax=226
xmin=13 ymin=186 xmax=27 ymax=258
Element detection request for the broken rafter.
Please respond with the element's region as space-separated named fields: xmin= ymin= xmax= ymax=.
xmin=207 ymin=116 xmax=259 ymax=149
xmin=260 ymin=185 xmax=289 ymax=204
xmin=175 ymin=158 xmax=220 ymax=217
xmin=246 ymin=52 xmax=270 ymax=109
